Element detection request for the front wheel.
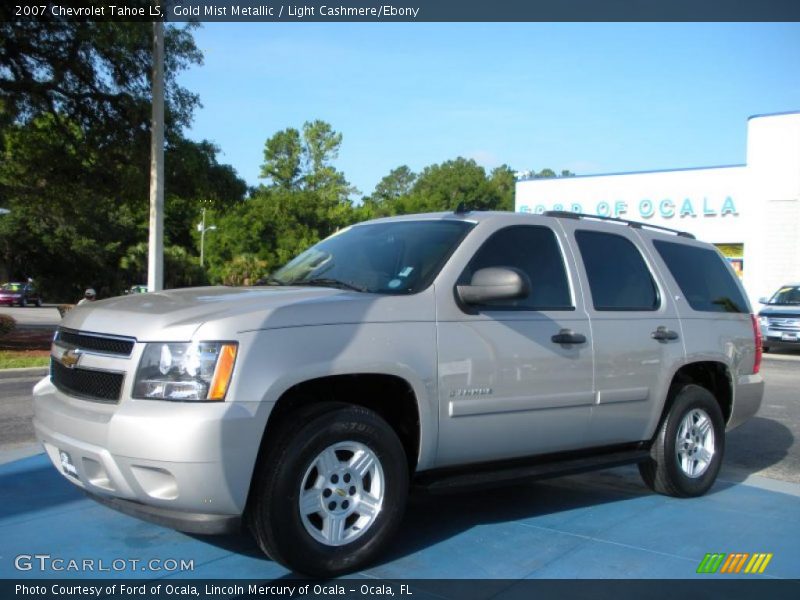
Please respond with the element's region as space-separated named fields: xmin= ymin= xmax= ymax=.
xmin=248 ymin=404 xmax=409 ymax=576
xmin=20 ymin=297 xmax=27 ymax=308
xmin=639 ymin=384 xmax=725 ymax=497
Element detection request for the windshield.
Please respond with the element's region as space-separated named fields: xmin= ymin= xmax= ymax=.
xmin=269 ymin=220 xmax=474 ymax=294
xmin=1 ymin=283 xmax=21 ymax=291
xmin=768 ymin=285 xmax=800 ymax=305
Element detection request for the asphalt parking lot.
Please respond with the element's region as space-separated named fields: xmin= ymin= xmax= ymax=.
xmin=0 ymin=306 xmax=61 ymax=328
xmin=1 ymin=354 xmax=798 ymax=583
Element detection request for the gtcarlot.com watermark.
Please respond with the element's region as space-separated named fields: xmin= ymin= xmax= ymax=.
xmin=14 ymin=554 xmax=194 ymax=573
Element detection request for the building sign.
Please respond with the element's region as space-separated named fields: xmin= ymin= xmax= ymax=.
xmin=518 ymin=195 xmax=738 ymax=219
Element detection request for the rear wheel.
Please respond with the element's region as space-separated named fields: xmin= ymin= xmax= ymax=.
xmin=19 ymin=297 xmax=27 ymax=308
xmin=248 ymin=403 xmax=409 ymax=576
xmin=35 ymin=297 xmax=42 ymax=307
xmin=639 ymin=384 xmax=725 ymax=497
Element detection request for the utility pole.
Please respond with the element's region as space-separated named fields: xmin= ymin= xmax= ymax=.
xmin=147 ymin=20 xmax=165 ymax=291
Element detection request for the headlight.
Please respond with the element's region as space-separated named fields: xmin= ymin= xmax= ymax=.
xmin=133 ymin=342 xmax=238 ymax=401
xmin=759 ymin=316 xmax=769 ymax=328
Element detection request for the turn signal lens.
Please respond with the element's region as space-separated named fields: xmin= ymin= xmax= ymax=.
xmin=208 ymin=343 xmax=238 ymax=400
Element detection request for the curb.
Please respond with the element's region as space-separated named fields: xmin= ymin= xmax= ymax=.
xmin=0 ymin=366 xmax=48 ymax=378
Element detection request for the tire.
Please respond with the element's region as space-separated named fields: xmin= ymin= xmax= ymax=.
xmin=762 ymin=346 xmax=770 ymax=353
xmin=20 ymin=297 xmax=27 ymax=308
xmin=639 ymin=384 xmax=725 ymax=497
xmin=248 ymin=403 xmax=409 ymax=576
xmin=35 ymin=297 xmax=42 ymax=307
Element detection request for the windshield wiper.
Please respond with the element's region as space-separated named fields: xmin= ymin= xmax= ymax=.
xmin=300 ymin=278 xmax=368 ymax=292
xmin=256 ymin=276 xmax=288 ymax=286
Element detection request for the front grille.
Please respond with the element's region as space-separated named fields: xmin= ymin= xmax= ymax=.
xmin=51 ymin=359 xmax=124 ymax=402
xmin=766 ymin=318 xmax=800 ymax=332
xmin=56 ymin=328 xmax=135 ymax=356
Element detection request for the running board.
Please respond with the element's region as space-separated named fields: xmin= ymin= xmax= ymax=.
xmin=414 ymin=447 xmax=651 ymax=494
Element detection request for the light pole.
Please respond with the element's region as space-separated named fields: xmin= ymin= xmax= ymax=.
xmin=147 ymin=20 xmax=165 ymax=292
xmin=197 ymin=208 xmax=217 ymax=267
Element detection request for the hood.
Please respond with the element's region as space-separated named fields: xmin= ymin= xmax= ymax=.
xmin=759 ymin=305 xmax=800 ymax=318
xmin=60 ymin=285 xmax=431 ymax=341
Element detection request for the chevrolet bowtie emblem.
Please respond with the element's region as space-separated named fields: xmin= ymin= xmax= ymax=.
xmin=60 ymin=348 xmax=81 ymax=368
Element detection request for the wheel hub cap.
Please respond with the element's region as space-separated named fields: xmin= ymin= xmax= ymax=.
xmin=299 ymin=441 xmax=385 ymax=546
xmin=675 ymin=408 xmax=715 ymax=478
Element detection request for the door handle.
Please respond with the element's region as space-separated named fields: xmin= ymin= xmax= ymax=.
xmin=651 ymin=326 xmax=679 ymax=341
xmin=551 ymin=329 xmax=587 ymax=345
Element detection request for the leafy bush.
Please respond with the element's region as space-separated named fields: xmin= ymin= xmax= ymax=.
xmin=57 ymin=304 xmax=75 ymax=318
xmin=0 ymin=314 xmax=16 ymax=337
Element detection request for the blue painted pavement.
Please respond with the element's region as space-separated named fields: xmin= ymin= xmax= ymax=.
xmin=1 ymin=453 xmax=798 ymax=582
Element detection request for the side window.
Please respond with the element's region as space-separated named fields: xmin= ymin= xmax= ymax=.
xmin=653 ymin=240 xmax=747 ymax=313
xmin=460 ymin=225 xmax=573 ymax=310
xmin=575 ymin=230 xmax=659 ymax=311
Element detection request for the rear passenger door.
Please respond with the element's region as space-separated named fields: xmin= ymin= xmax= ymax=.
xmin=560 ymin=220 xmax=685 ymax=446
xmin=435 ymin=223 xmax=594 ymax=467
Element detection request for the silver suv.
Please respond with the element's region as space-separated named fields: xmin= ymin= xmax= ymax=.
xmin=33 ymin=211 xmax=764 ymax=576
xmin=758 ymin=284 xmax=800 ymax=352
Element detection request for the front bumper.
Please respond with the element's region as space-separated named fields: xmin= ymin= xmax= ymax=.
xmin=86 ymin=491 xmax=241 ymax=534
xmin=761 ymin=323 xmax=800 ymax=348
xmin=33 ymin=376 xmax=267 ymax=531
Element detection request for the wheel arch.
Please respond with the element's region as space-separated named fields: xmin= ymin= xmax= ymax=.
xmin=661 ymin=361 xmax=733 ymax=428
xmin=269 ymin=373 xmax=421 ymax=468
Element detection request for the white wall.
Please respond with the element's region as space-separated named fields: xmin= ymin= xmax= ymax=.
xmin=515 ymin=112 xmax=800 ymax=309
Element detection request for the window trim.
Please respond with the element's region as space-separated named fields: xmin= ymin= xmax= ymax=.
xmin=575 ymin=229 xmax=662 ymax=312
xmin=455 ymin=224 xmax=576 ymax=313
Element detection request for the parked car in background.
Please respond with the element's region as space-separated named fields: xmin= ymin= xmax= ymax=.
xmin=759 ymin=283 xmax=800 ymax=351
xmin=0 ymin=281 xmax=42 ymax=307
xmin=125 ymin=285 xmax=149 ymax=294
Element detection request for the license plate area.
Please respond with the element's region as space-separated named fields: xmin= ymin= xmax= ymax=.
xmin=781 ymin=333 xmax=798 ymax=341
xmin=59 ymin=450 xmax=79 ymax=479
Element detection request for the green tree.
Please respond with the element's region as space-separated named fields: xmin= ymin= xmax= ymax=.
xmin=218 ymin=254 xmax=269 ymax=286
xmin=259 ymin=128 xmax=303 ymax=190
xmin=259 ymin=120 xmax=354 ymax=201
xmin=0 ymin=19 xmax=245 ymax=300
xmin=120 ymin=242 xmax=208 ymax=291
xmin=0 ymin=15 xmax=201 ymax=163
xmin=362 ymin=165 xmax=417 ymax=217
xmin=489 ymin=165 xmax=516 ymax=212
xmin=393 ymin=158 xmax=505 ymax=214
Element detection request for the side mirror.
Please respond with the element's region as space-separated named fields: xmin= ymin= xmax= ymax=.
xmin=758 ymin=297 xmax=769 ymax=304
xmin=457 ymin=267 xmax=529 ymax=305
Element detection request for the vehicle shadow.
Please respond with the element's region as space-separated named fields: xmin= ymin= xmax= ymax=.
xmin=202 ymin=468 xmax=660 ymax=578
xmin=0 ymin=457 xmax=84 ymax=520
xmin=201 ymin=416 xmax=797 ymax=579
xmin=722 ymin=416 xmax=795 ymax=483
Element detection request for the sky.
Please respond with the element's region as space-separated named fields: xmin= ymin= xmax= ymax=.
xmin=177 ymin=22 xmax=800 ymax=198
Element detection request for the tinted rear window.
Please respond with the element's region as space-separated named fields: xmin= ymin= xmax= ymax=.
xmin=653 ymin=240 xmax=747 ymax=313
xmin=575 ymin=230 xmax=659 ymax=311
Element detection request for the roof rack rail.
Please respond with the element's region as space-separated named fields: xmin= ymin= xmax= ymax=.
xmin=543 ymin=210 xmax=696 ymax=239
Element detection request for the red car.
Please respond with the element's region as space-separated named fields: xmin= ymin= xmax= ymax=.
xmin=0 ymin=282 xmax=43 ymax=307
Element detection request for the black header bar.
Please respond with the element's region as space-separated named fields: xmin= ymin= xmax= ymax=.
xmin=6 ymin=0 xmax=800 ymax=23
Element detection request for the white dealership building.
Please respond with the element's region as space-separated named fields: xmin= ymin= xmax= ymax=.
xmin=515 ymin=111 xmax=800 ymax=308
